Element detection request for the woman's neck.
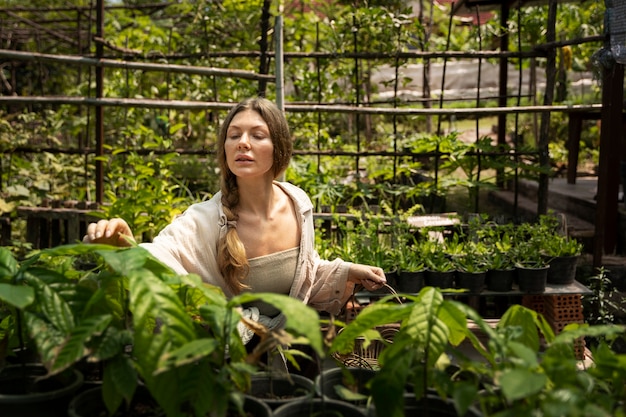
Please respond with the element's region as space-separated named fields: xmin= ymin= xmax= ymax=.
xmin=236 ymin=178 xmax=277 ymax=219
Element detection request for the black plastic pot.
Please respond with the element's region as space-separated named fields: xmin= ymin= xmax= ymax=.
xmin=516 ymin=265 xmax=549 ymax=293
xmin=314 ymin=367 xmax=377 ymax=408
xmin=456 ymin=271 xmax=486 ymax=294
xmin=248 ymin=372 xmax=315 ymax=410
xmin=402 ymin=393 xmax=483 ymax=417
xmin=68 ymin=386 xmax=271 ymax=417
xmin=486 ymin=268 xmax=515 ymax=292
xmin=546 ymin=255 xmax=579 ymax=285
xmin=425 ymin=269 xmax=456 ymax=289
xmin=0 ymin=363 xmax=83 ymax=417
xmin=396 ymin=270 xmax=425 ymax=294
xmin=273 ymin=398 xmax=368 ymax=417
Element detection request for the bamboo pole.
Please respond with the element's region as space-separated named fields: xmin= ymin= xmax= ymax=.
xmin=0 ymin=95 xmax=603 ymax=115
xmin=0 ymin=49 xmax=275 ymax=82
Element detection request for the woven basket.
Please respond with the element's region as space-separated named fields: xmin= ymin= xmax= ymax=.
xmin=333 ymin=324 xmax=399 ymax=369
xmin=332 ymin=284 xmax=401 ymax=370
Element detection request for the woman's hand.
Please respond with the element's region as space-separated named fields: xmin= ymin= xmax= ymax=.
xmin=347 ymin=263 xmax=387 ymax=292
xmin=82 ymin=218 xmax=135 ymax=247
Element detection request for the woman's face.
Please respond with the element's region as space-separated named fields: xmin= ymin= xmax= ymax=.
xmin=224 ymin=109 xmax=275 ymax=181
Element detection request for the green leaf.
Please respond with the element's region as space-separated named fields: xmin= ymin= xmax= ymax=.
xmin=157 ymin=339 xmax=220 ymax=373
xmin=498 ymin=305 xmax=545 ymax=351
xmin=103 ymin=355 xmax=138 ymax=415
xmin=98 ymin=247 xmax=150 ymax=275
xmin=331 ymin=301 xmax=410 ymax=355
xmin=0 ymin=283 xmax=34 ymax=309
xmin=334 ymin=384 xmax=369 ymax=401
xmin=553 ymin=323 xmax=626 ymax=345
xmin=51 ymin=314 xmax=112 ymax=373
xmin=500 ymin=368 xmax=547 ymax=401
xmin=26 ymin=273 xmax=75 ymax=333
xmin=437 ymin=301 xmax=468 ymax=347
xmin=0 ymin=247 xmax=18 ymax=281
xmin=23 ymin=311 xmax=66 ymax=370
xmin=508 ymin=341 xmax=539 ymax=367
xmin=452 ymin=381 xmax=479 ymax=416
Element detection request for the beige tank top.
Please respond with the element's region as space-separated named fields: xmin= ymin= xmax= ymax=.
xmin=244 ymin=246 xmax=299 ymax=316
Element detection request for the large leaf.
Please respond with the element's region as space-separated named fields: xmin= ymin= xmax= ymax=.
xmin=498 ymin=304 xmax=549 ymax=352
xmin=25 ymin=273 xmax=75 ymax=333
xmin=553 ymin=323 xmax=626 ymax=345
xmin=0 ymin=247 xmax=18 ymax=281
xmin=23 ymin=311 xmax=66 ymax=370
xmin=156 ymin=339 xmax=220 ymax=374
xmin=51 ymin=314 xmax=112 ymax=373
xmin=231 ymin=292 xmax=324 ymax=357
xmin=0 ymin=283 xmax=34 ymax=309
xmin=97 ymin=247 xmax=151 ymax=275
xmin=404 ymin=287 xmax=450 ymax=368
xmin=103 ymin=354 xmax=138 ymax=416
xmin=500 ymin=368 xmax=547 ymax=401
xmin=128 ymin=269 xmax=195 ymax=347
xmin=372 ymin=345 xmax=416 ymax=417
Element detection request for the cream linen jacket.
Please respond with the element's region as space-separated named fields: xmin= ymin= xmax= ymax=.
xmin=140 ymin=181 xmax=354 ymax=315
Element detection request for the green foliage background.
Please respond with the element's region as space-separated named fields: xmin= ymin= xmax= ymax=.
xmin=0 ymin=0 xmax=606 ymax=241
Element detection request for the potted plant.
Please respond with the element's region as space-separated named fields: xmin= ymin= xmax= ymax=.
xmin=532 ymin=215 xmax=583 ymax=285
xmin=421 ymin=237 xmax=456 ymax=290
xmin=451 ymin=241 xmax=488 ymax=294
xmin=329 ymin=287 xmax=484 ymax=417
xmin=453 ymin=302 xmax=626 ymax=416
xmin=393 ymin=221 xmax=426 ymax=295
xmin=511 ymin=224 xmax=550 ymax=293
xmin=1 ymin=243 xmax=325 ymax=417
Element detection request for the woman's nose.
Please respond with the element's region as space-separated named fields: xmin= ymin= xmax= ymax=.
xmin=237 ymin=133 xmax=251 ymax=148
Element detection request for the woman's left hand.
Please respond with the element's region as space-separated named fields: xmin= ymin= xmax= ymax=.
xmin=348 ymin=263 xmax=387 ymax=291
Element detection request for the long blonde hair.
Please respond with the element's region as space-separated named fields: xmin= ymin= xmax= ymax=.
xmin=216 ymin=97 xmax=293 ymax=294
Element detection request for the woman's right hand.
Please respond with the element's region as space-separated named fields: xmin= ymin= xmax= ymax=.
xmin=82 ymin=218 xmax=135 ymax=247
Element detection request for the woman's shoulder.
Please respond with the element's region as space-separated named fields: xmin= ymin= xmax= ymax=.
xmin=177 ymin=193 xmax=223 ymax=221
xmin=275 ymin=181 xmax=312 ymax=209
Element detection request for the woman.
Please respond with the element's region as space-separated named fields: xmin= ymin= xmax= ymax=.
xmin=83 ymin=97 xmax=386 ymax=344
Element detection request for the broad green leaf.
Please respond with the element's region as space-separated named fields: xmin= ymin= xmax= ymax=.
xmin=128 ymin=269 xmax=195 ymax=347
xmin=23 ymin=311 xmax=66 ymax=370
xmin=330 ymin=301 xmax=410 ymax=355
xmin=498 ymin=305 xmax=543 ymax=351
xmin=372 ymin=346 xmax=415 ymax=417
xmin=157 ymin=339 xmax=220 ymax=373
xmin=500 ymin=368 xmax=547 ymax=401
xmin=51 ymin=314 xmax=112 ymax=373
xmin=334 ymin=384 xmax=369 ymax=401
xmin=508 ymin=341 xmax=540 ymax=367
xmin=98 ymin=247 xmax=150 ymax=275
xmin=452 ymin=381 xmax=479 ymax=416
xmin=103 ymin=354 xmax=137 ymax=415
xmin=0 ymin=283 xmax=34 ymax=308
xmin=437 ymin=300 xmax=468 ymax=346
xmin=554 ymin=323 xmax=626 ymax=345
xmin=0 ymin=248 xmax=18 ymax=281
xmin=25 ymin=273 xmax=75 ymax=333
